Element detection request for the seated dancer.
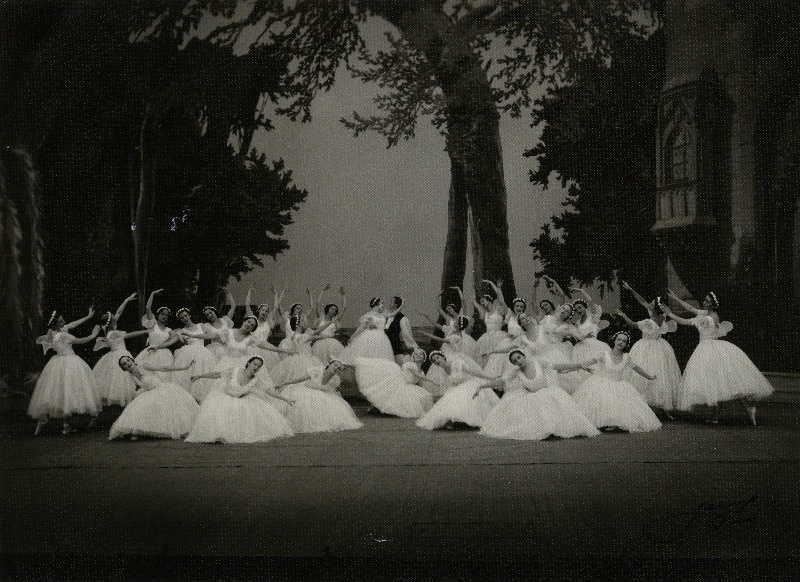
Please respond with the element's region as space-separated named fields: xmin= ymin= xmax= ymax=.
xmin=419 ymin=314 xmax=480 ymax=395
xmin=572 ymin=331 xmax=662 ymax=433
xmin=109 ymin=356 xmax=200 ymax=441
xmin=662 ymin=290 xmax=773 ymax=426
xmin=186 ymin=356 xmax=295 ymax=444
xmin=415 ymin=351 xmax=501 ymax=431
xmin=354 ymin=348 xmax=434 ymax=418
xmin=479 ymin=350 xmax=600 ymax=441
xmin=245 ymin=283 xmax=285 ymax=371
xmin=311 ymin=285 xmax=347 ymax=363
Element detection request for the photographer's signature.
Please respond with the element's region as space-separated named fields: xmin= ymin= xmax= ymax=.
xmin=643 ymin=495 xmax=758 ymax=544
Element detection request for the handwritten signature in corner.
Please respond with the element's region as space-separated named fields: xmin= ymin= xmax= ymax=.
xmin=642 ymin=495 xmax=759 ymax=545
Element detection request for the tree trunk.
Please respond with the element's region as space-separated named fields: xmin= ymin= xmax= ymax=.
xmin=439 ymin=171 xmax=469 ymax=297
xmin=132 ymin=103 xmax=155 ymax=314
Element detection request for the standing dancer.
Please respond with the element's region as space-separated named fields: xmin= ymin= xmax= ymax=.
xmin=479 ymin=350 xmax=600 ymax=441
xmin=572 ymin=331 xmax=662 ymax=433
xmin=505 ymin=297 xmax=528 ymax=341
xmin=93 ymin=293 xmax=149 ymax=406
xmin=661 ymin=290 xmax=773 ymax=425
xmin=419 ymin=314 xmax=480 ymax=395
xmin=135 ymin=289 xmax=180 ymax=380
xmin=616 ymin=280 xmax=682 ymax=419
xmin=384 ymin=296 xmax=419 ymax=365
xmin=201 ymin=299 xmax=235 ymax=361
xmin=245 ymin=283 xmax=285 ymax=371
xmin=268 ymin=318 xmax=337 ymax=387
xmin=311 ymin=286 xmax=347 ymax=363
xmin=561 ymin=287 xmax=611 ymax=389
xmin=473 ymin=280 xmax=510 ymax=366
xmin=186 ymin=356 xmax=295 ymax=443
xmin=339 ymin=298 xmax=395 ymax=364
xmin=415 ymin=351 xmax=501 ymax=430
xmin=277 ymin=300 xmax=309 ymax=359
xmin=109 ymin=356 xmax=200 ymax=440
xmin=29 ymin=308 xmax=102 ymax=435
xmin=173 ymin=308 xmax=220 ymax=401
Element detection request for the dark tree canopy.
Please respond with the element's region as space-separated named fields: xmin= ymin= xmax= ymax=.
xmin=527 ymin=30 xmax=666 ymax=303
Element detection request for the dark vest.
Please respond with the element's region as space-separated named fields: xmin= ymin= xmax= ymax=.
xmin=385 ymin=312 xmax=406 ymax=355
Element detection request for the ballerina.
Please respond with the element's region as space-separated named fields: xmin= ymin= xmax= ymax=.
xmin=245 ymin=283 xmax=285 ymax=371
xmin=109 ymin=356 xmax=201 ymax=440
xmin=616 ymin=280 xmax=682 ymax=419
xmin=661 ymin=290 xmax=773 ymax=425
xmin=172 ymin=308 xmax=221 ymax=401
xmin=354 ymin=349 xmax=434 ymax=418
xmin=534 ymin=275 xmax=570 ymax=323
xmin=185 ymin=356 xmax=295 ymax=443
xmin=268 ymin=318 xmax=337 ymax=388
xmin=29 ymin=307 xmax=102 ymax=435
xmin=473 ymin=280 xmax=510 ymax=366
xmin=338 ymin=298 xmax=395 ymax=364
xmin=311 ymin=285 xmax=347 ymax=363
xmin=572 ymin=331 xmax=662 ymax=432
xmin=505 ymin=297 xmax=529 ymax=341
xmin=273 ymin=359 xmax=363 ymax=433
xmin=415 ymin=351 xmax=501 ymax=430
xmin=201 ymin=293 xmax=236 ymax=360
xmin=276 ymin=299 xmax=310 ymax=359
xmin=535 ymin=302 xmax=578 ymax=374
xmin=93 ymin=293 xmax=150 ymax=406
xmin=134 ymin=289 xmax=180 ymax=380
xmin=560 ymin=287 xmax=611 ymax=390
xmin=479 ymin=350 xmax=600 ymax=441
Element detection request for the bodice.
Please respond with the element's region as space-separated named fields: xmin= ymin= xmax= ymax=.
xmin=291 ymin=333 xmax=314 ymax=355
xmin=105 ymin=330 xmax=127 ymax=351
xmin=252 ymin=321 xmax=272 ymax=343
xmin=224 ymin=368 xmax=261 ymax=397
xmin=225 ymin=329 xmax=253 ymax=356
xmin=506 ymin=313 xmax=525 ymax=338
xmin=202 ymin=321 xmax=228 ymax=342
xmin=181 ymin=324 xmax=205 ymax=346
xmin=362 ymin=312 xmax=386 ymax=330
xmin=134 ymin=373 xmax=163 ymax=392
xmin=597 ymin=352 xmax=630 ymax=381
xmin=51 ymin=331 xmax=76 ymax=355
xmin=692 ymin=315 xmax=732 ymax=340
xmin=637 ymin=318 xmax=675 ymax=340
xmin=316 ymin=319 xmax=337 ymax=338
xmin=401 ymin=362 xmax=420 ymax=384
xmin=517 ymin=361 xmax=550 ymax=393
xmin=484 ymin=311 xmax=503 ymax=333
xmin=541 ymin=318 xmax=574 ymax=345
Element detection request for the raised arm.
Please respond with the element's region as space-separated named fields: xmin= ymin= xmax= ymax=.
xmin=419 ymin=312 xmax=447 ymax=332
xmin=245 ymin=283 xmax=255 ymax=317
xmin=483 ymin=279 xmax=508 ymax=314
xmin=531 ymin=278 xmax=542 ymax=316
xmin=667 ymin=289 xmax=703 ymax=315
xmin=660 ymin=304 xmax=695 ymax=326
xmin=225 ymin=290 xmax=236 ymax=320
xmin=114 ymin=292 xmax=138 ymax=322
xmin=338 ymin=286 xmax=347 ymax=319
xmin=64 ymin=306 xmax=96 ymax=331
xmin=542 ymin=275 xmax=568 ymax=302
xmin=615 ymin=310 xmax=638 ymax=329
xmin=569 ymin=286 xmax=595 ymax=305
xmin=621 ymin=281 xmax=651 ymax=312
xmin=144 ymin=288 xmax=163 ymax=319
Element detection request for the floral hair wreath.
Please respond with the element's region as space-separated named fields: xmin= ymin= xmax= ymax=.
xmin=155 ymin=306 xmax=171 ymax=316
xmin=325 ymin=357 xmax=345 ymax=369
xmin=512 ymin=297 xmax=527 ymax=308
xmin=203 ymin=306 xmax=218 ymax=315
xmin=428 ymin=350 xmax=445 ymax=361
xmin=572 ymin=299 xmax=588 ymax=309
xmin=612 ymin=330 xmax=631 ymax=345
xmin=242 ymin=315 xmax=258 ymax=327
xmin=708 ymin=291 xmax=719 ymax=308
xmin=256 ymin=303 xmax=270 ymax=312
xmin=176 ymin=307 xmax=191 ymax=317
xmin=481 ymin=294 xmax=494 ymax=303
xmin=101 ymin=311 xmax=114 ymax=330
xmin=246 ymin=355 xmax=264 ymax=367
xmin=369 ymin=297 xmax=381 ymax=309
xmin=47 ymin=310 xmax=58 ymax=327
xmin=412 ymin=348 xmax=427 ymax=362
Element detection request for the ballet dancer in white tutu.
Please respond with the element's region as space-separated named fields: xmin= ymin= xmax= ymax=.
xmin=273 ymin=359 xmax=363 ymax=433
xmin=415 ymin=351 xmax=501 ymax=430
xmin=354 ymin=348 xmax=434 ymax=418
xmin=504 ymin=297 xmax=529 ymax=341
xmin=268 ymin=318 xmax=338 ymax=387
xmin=134 ymin=290 xmax=180 ymax=380
xmin=172 ymin=308 xmax=221 ymax=401
xmin=572 ymin=331 xmax=662 ymax=433
xmin=616 ymin=280 xmax=682 ymax=419
xmin=338 ymin=298 xmax=396 ymax=364
xmin=661 ymin=290 xmax=773 ymax=425
xmin=109 ymin=356 xmax=200 ymax=440
xmin=535 ymin=303 xmax=579 ymax=390
xmin=201 ymin=300 xmax=235 ymax=361
xmin=93 ymin=293 xmax=149 ymax=406
xmin=311 ymin=285 xmax=347 ymax=363
xmin=479 ymin=349 xmax=600 ymax=441
xmin=472 ymin=279 xmax=510 ymax=366
xmin=30 ymin=308 xmax=102 ymax=435
xmin=277 ymin=299 xmax=312 ymax=359
xmin=419 ymin=314 xmax=481 ymax=395
xmin=532 ymin=275 xmax=570 ymax=324
xmin=186 ymin=356 xmax=295 ymax=443
xmin=244 ymin=283 xmax=285 ymax=371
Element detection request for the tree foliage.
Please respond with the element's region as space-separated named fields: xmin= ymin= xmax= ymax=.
xmin=527 ymin=30 xmax=666 ymax=302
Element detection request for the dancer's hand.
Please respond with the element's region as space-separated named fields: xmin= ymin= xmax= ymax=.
xmin=127 ymin=292 xmax=138 ymax=301
xmin=621 ymin=280 xmax=632 ymax=291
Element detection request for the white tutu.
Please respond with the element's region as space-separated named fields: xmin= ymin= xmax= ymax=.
xmin=134 ymin=348 xmax=174 ymax=381
xmin=173 ymin=343 xmax=219 ymax=401
xmin=28 ymin=354 xmax=101 ymax=419
xmin=561 ymin=338 xmax=609 ymax=394
xmin=573 ymin=376 xmax=662 ymax=432
xmin=270 ymin=353 xmax=327 ymax=387
xmin=624 ymin=338 xmax=682 ymax=410
xmin=416 ymin=379 xmax=500 ymax=430
xmin=481 ymin=387 xmax=600 ymax=440
xmin=482 ymin=336 xmax=517 ymax=379
xmin=184 ymin=390 xmax=293 ymax=443
xmin=109 ymin=381 xmax=199 ymax=439
xmin=355 ymin=358 xmax=433 ymax=418
xmin=340 ymin=329 xmax=395 ymax=365
xmin=475 ymin=330 xmax=508 ymax=361
xmin=312 ymin=337 xmax=345 ymax=362
xmin=93 ymin=349 xmax=137 ymax=406
xmin=679 ymin=339 xmax=774 ymax=409
xmin=249 ymin=344 xmax=282 ymax=371
xmin=280 ymin=382 xmax=362 ymax=433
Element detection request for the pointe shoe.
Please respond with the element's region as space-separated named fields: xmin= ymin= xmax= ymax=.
xmin=62 ymin=424 xmax=77 ymax=435
xmin=747 ymin=406 xmax=757 ymax=427
xmin=130 ymin=435 xmax=139 ymax=441
xmin=665 ymin=411 xmax=675 ymax=421
xmin=34 ymin=419 xmax=47 ymax=436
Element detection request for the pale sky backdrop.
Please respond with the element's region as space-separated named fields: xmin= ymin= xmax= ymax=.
xmin=227 ymin=16 xmax=584 ymax=325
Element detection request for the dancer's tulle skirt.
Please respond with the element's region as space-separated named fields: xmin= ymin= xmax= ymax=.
xmin=355 ymin=358 xmax=433 ymax=418
xmin=94 ymin=349 xmax=137 ymax=406
xmin=109 ymin=382 xmax=199 ymax=440
xmin=573 ymin=376 xmax=661 ymax=432
xmin=416 ymin=379 xmax=500 ymax=430
xmin=184 ymin=390 xmax=293 ymax=443
xmin=28 ymin=355 xmax=101 ymax=419
xmin=624 ymin=338 xmax=682 ymax=410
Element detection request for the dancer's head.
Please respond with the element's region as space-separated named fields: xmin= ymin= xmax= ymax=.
xmin=289 ymin=303 xmax=303 ymax=317
xmin=245 ymin=355 xmax=264 ymax=373
xmin=557 ymin=303 xmax=574 ymax=321
xmin=651 ymin=296 xmax=664 ymax=316
xmin=118 ymin=355 xmax=136 ymax=371
xmin=391 ymin=296 xmax=403 ymax=311
xmin=242 ymin=315 xmax=258 ymax=332
xmin=703 ymin=291 xmax=719 ymax=311
xmin=257 ymin=304 xmax=270 ymax=320
xmin=203 ymin=306 xmax=219 ymax=323
xmin=519 ymin=313 xmax=536 ymax=331
xmin=325 ymin=358 xmax=344 ymax=374
xmin=412 ymin=348 xmax=426 ymax=364
xmin=155 ymin=306 xmax=171 ymax=323
xmin=508 ymin=349 xmax=527 ymax=368
xmin=429 ymin=350 xmax=446 ymax=366
xmin=445 ymin=303 xmax=459 ymax=317
xmin=539 ymin=299 xmax=555 ymax=315
xmin=99 ymin=311 xmax=114 ymax=331
xmin=324 ymin=304 xmax=339 ymax=318
xmin=479 ymin=294 xmax=494 ymax=309
xmin=611 ymin=331 xmax=630 ymax=351
xmin=369 ymin=297 xmax=382 ymax=310
xmin=176 ymin=308 xmax=192 ymax=325
xmin=457 ymin=315 xmax=470 ymax=332
xmin=572 ymin=300 xmax=588 ymax=319
xmin=47 ymin=310 xmax=64 ymax=331
xmin=512 ymin=298 xmax=527 ymax=314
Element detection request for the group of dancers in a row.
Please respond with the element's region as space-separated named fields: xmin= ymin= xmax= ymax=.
xmin=26 ymin=275 xmax=774 ymax=442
